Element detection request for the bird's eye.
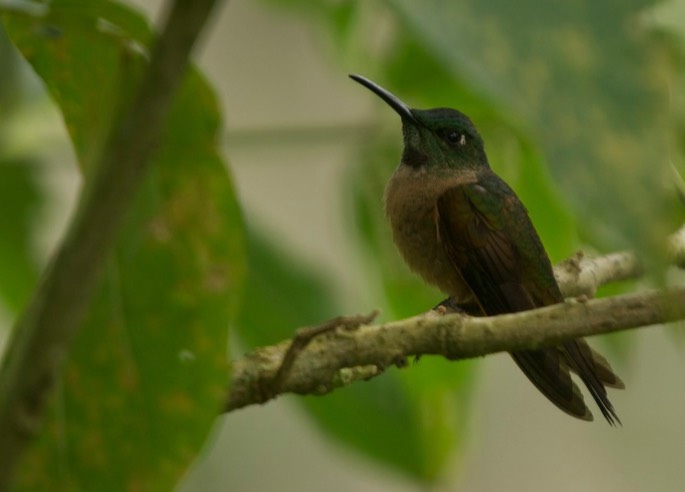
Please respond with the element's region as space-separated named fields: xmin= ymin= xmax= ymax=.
xmin=446 ymin=131 xmax=466 ymax=146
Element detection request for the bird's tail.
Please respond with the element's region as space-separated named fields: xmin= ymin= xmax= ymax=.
xmin=562 ymin=339 xmax=623 ymax=425
xmin=511 ymin=340 xmax=623 ymax=425
xmin=510 ymin=349 xmax=593 ymax=421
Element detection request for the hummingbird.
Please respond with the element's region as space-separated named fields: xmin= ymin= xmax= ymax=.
xmin=350 ymin=74 xmax=624 ymax=424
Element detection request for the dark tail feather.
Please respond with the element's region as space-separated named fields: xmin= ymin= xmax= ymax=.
xmin=562 ymin=340 xmax=622 ymax=426
xmin=511 ymin=349 xmax=593 ymax=421
xmin=581 ymin=341 xmax=625 ymax=389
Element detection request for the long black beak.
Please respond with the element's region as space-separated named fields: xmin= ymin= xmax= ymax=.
xmin=349 ymin=74 xmax=417 ymax=123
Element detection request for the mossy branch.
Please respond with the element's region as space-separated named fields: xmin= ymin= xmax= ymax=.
xmin=225 ymin=248 xmax=682 ymax=412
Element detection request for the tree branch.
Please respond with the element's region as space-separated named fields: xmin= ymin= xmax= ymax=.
xmin=225 ymin=249 xmax=682 ymax=412
xmin=553 ymin=250 xmax=641 ymax=298
xmin=0 ymin=0 xmax=221 ymax=487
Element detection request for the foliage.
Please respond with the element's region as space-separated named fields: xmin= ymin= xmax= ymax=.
xmin=1 ymin=0 xmax=684 ymax=489
xmin=1 ymin=1 xmax=244 ymax=489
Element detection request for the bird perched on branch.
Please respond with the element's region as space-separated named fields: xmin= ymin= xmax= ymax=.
xmin=350 ymin=74 xmax=624 ymax=424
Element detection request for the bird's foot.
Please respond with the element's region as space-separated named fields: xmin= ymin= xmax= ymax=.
xmin=432 ymin=297 xmax=481 ymax=315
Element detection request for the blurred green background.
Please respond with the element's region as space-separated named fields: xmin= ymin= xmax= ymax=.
xmin=1 ymin=0 xmax=685 ymax=490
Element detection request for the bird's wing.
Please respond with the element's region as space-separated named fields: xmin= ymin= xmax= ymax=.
xmin=436 ymin=173 xmax=620 ymax=423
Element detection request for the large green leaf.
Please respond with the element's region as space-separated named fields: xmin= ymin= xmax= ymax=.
xmin=0 ymin=156 xmax=40 ymax=313
xmin=0 ymin=26 xmax=40 ymax=314
xmin=300 ymin=355 xmax=477 ymax=482
xmin=2 ymin=1 xmax=245 ymax=489
xmin=235 ymin=226 xmax=339 ymax=345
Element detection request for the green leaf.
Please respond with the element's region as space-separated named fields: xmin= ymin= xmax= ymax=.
xmin=235 ymin=225 xmax=339 ymax=346
xmin=0 ymin=155 xmax=40 ymax=313
xmin=2 ymin=1 xmax=245 ymax=489
xmin=301 ymin=360 xmax=476 ymax=483
xmin=0 ymin=25 xmax=40 ymax=314
xmin=2 ymin=0 xmax=152 ymax=171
